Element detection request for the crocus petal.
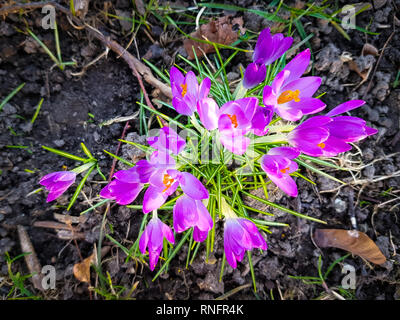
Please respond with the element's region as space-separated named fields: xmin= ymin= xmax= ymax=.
xmin=238 ymin=219 xmax=267 ymax=250
xmin=327 ymin=116 xmax=372 ymax=142
xmin=275 ymin=105 xmax=303 ymax=121
xmin=271 ymin=69 xmax=290 ymax=96
xmin=294 ymin=115 xmax=332 ymax=130
xmin=253 ymin=28 xmax=272 ymax=63
xmin=170 ymin=66 xmax=185 ymax=97
xmin=40 ymin=171 xmax=76 ymax=202
xmin=219 ymin=132 xmax=251 ymax=155
xmin=365 ymin=126 xmax=378 ymax=136
xmin=269 ymin=173 xmax=298 ymax=197
xmin=172 ymin=97 xmax=193 ymax=116
xmin=321 ymin=136 xmax=352 ymax=157
xmin=268 ymin=146 xmax=300 ymax=159
xmin=148 ymin=127 xmax=186 ymax=155
xmin=99 ymin=180 xmax=143 ymax=205
xmin=262 ymin=85 xmax=276 ymax=106
xmin=287 ymin=127 xmax=330 ymax=157
xmin=142 ymin=186 xmax=168 ymax=213
xmin=281 ymin=76 xmax=321 ymax=98
xmin=325 ymin=100 xmax=365 ymax=117
xmin=251 ymin=105 xmax=273 ymax=136
xmin=197 ymin=98 xmax=219 ymax=131
xmin=139 ymin=226 xmax=150 ymax=255
xmin=161 ymin=222 xmax=175 ymax=245
xmin=224 ymin=235 xmax=237 ymax=269
xmin=150 ymin=150 xmax=176 ymax=168
xmin=178 ymin=172 xmax=209 ymax=200
xmin=281 ymin=48 xmax=311 ymax=87
xmin=243 ymin=62 xmax=266 ymax=89
xmin=198 ymin=77 xmax=211 ymax=99
xmin=184 ymin=71 xmax=199 ymax=98
xmin=278 ymin=97 xmax=326 ymax=120
xmin=292 ymin=97 xmax=326 ymax=115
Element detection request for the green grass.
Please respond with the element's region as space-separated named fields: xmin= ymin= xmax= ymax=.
xmin=289 ymin=254 xmax=355 ymax=300
xmin=0 ymin=83 xmax=25 ymax=113
xmin=4 ymin=252 xmax=41 ymax=300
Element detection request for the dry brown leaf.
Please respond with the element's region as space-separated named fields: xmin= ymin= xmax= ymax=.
xmin=348 ymin=60 xmax=370 ymax=81
xmin=314 ymin=229 xmax=386 ymax=265
xmin=183 ymin=16 xmax=245 ymax=60
xmin=73 ymin=253 xmax=95 ymax=283
xmin=362 ymin=43 xmax=379 ymax=56
xmin=73 ymin=247 xmax=111 ymax=283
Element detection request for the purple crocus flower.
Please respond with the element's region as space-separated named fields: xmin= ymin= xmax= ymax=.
xmin=143 ymin=168 xmax=209 ymax=213
xmin=197 ymin=97 xmax=270 ymax=154
xmin=147 ymin=126 xmax=186 ymax=156
xmin=39 ymin=171 xmax=76 ymax=202
xmin=100 ymin=150 xmax=175 ymax=205
xmin=173 ymin=195 xmax=213 ymax=242
xmin=170 ymin=67 xmax=211 ymax=116
xmin=139 ymin=216 xmax=175 ymax=270
xmin=261 ymin=147 xmax=300 ymax=197
xmin=287 ymin=100 xmax=378 ymax=157
xmin=262 ymin=49 xmax=326 ymax=121
xmin=243 ymin=28 xmax=293 ymax=89
xmin=224 ymin=218 xmax=267 ymax=269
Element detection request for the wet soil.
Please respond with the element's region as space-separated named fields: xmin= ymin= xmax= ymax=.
xmin=0 ymin=0 xmax=399 ymax=300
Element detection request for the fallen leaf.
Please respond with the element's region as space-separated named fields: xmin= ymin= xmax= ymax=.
xmin=73 ymin=253 xmax=95 ymax=283
xmin=314 ymin=229 xmax=386 ymax=265
xmin=362 ymin=43 xmax=379 ymax=56
xmin=183 ymin=16 xmax=245 ymax=60
xmin=73 ymin=247 xmax=111 ymax=283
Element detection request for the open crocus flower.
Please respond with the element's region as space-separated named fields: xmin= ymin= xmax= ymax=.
xmin=243 ymin=28 xmax=293 ymax=89
xmin=261 ymin=147 xmax=300 ymax=197
xmin=287 ymin=100 xmax=378 ymax=157
xmin=173 ymin=195 xmax=213 ymax=242
xmin=170 ymin=66 xmax=211 ymax=116
xmin=198 ymin=97 xmax=270 ymax=154
xmin=143 ymin=168 xmax=209 ymax=213
xmin=147 ymin=126 xmax=186 ymax=156
xmin=139 ymin=216 xmax=175 ymax=270
xmin=100 ymin=150 xmax=175 ymax=205
xmin=224 ymin=217 xmax=268 ymax=269
xmin=263 ymin=49 xmax=326 ymax=121
xmin=39 ymin=171 xmax=77 ymax=202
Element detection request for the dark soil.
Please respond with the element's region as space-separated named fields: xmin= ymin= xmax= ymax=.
xmin=1 ymin=0 xmax=399 ymax=300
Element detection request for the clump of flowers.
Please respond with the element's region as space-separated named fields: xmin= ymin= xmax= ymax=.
xmin=38 ymin=28 xmax=377 ymax=284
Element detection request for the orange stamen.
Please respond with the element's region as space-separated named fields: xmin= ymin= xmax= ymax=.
xmin=227 ymin=114 xmax=238 ymax=128
xmin=180 ymin=83 xmax=187 ymax=97
xmin=280 ymin=167 xmax=290 ymax=174
xmin=317 ymin=142 xmax=326 ymax=149
xmin=277 ymin=89 xmax=301 ymax=104
xmin=162 ymin=174 xmax=175 ymax=192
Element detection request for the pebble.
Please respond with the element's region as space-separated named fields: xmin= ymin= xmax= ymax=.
xmin=363 ymin=165 xmax=376 ymax=179
xmin=334 ymin=198 xmax=347 ymax=213
xmin=53 ymin=139 xmax=65 ymax=147
xmin=227 ymin=71 xmax=239 ymax=82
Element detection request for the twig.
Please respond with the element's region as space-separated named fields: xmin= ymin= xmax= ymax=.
xmin=363 ymin=30 xmax=395 ymax=98
xmin=0 ymin=1 xmax=172 ymax=113
xmin=17 ymin=225 xmax=43 ymax=291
